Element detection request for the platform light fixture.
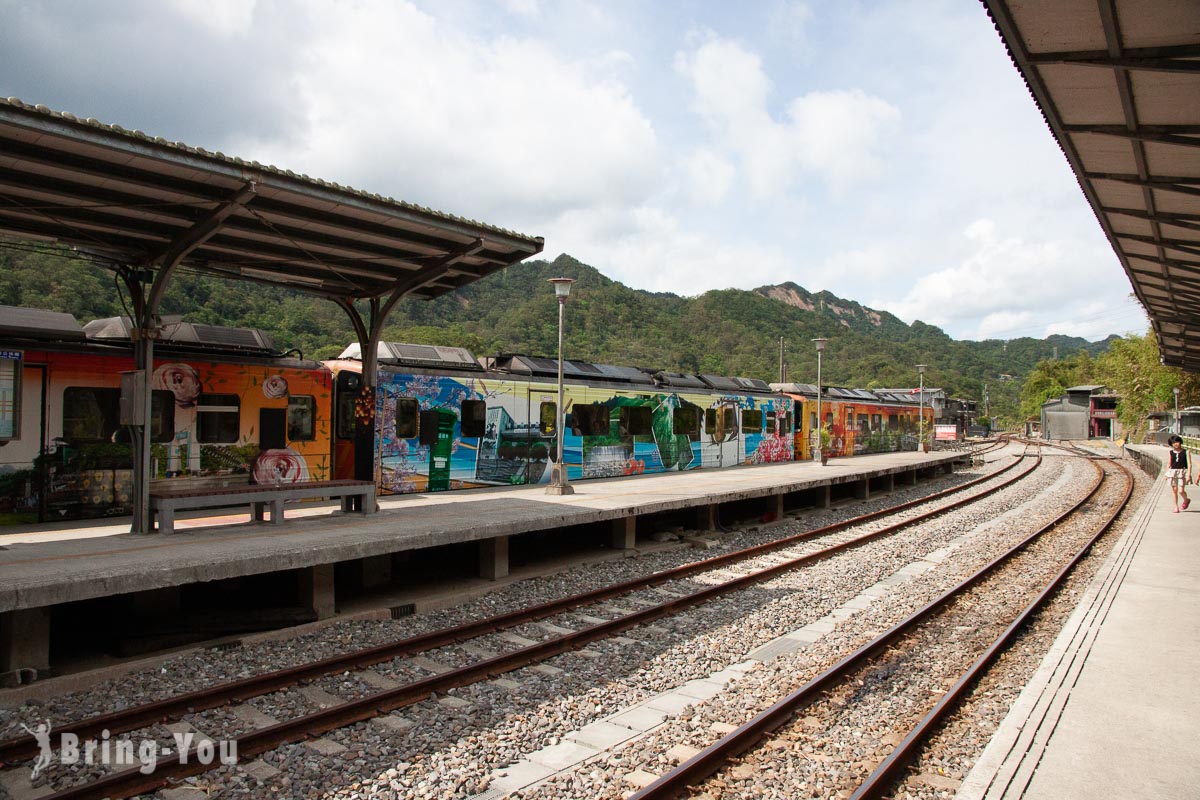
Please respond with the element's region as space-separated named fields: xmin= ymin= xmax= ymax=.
xmin=813 ymin=338 xmax=828 ymax=461
xmin=547 ymin=277 xmax=575 ymax=495
xmin=917 ymin=364 xmax=928 ymax=452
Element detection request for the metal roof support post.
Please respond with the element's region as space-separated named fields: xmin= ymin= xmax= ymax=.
xmin=128 ymin=182 xmax=257 ymax=534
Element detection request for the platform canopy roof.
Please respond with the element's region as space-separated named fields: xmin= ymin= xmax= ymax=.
xmin=984 ymin=1 xmax=1200 ymax=371
xmin=0 ymin=97 xmax=543 ymax=302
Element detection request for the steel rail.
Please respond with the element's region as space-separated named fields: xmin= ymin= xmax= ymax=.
xmin=628 ymin=452 xmax=1104 ymax=800
xmin=850 ymin=457 xmax=1134 ymax=799
xmin=0 ymin=451 xmax=1025 ymax=767
xmin=26 ymin=455 xmax=1040 ymax=799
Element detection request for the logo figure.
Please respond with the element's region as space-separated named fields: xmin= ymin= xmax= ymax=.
xmin=20 ymin=719 xmax=53 ymax=780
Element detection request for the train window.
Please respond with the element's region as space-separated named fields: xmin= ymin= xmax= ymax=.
xmin=461 ymin=400 xmax=486 ymax=438
xmin=574 ymin=403 xmax=608 ymax=436
xmin=619 ymin=405 xmax=652 ymax=437
xmin=0 ymin=354 xmax=19 ymax=440
xmin=198 ymin=393 xmax=240 ymax=443
xmin=888 ymin=414 xmax=899 ymax=429
xmin=858 ymin=413 xmax=869 ymax=432
xmin=395 ymin=397 xmax=418 ymax=439
xmin=765 ymin=412 xmax=776 ymax=434
xmin=287 ymin=395 xmax=316 ymax=441
xmin=704 ymin=408 xmax=717 ymax=435
xmin=539 ymin=401 xmax=557 ymax=434
xmin=722 ymin=407 xmax=736 ymax=432
xmin=64 ymin=387 xmax=174 ymax=443
xmin=810 ymin=411 xmax=817 ymax=430
xmin=871 ymin=414 xmax=882 ymax=430
xmin=673 ymin=406 xmax=699 ymax=435
xmin=336 ymin=391 xmax=356 ymax=440
xmin=742 ymin=409 xmax=763 ymax=433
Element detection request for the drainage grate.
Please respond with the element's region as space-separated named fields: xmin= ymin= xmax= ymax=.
xmin=463 ymin=788 xmax=506 ymax=800
xmin=390 ymin=604 xmax=416 ymax=619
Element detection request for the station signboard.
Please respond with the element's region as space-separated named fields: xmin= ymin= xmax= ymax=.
xmin=934 ymin=424 xmax=958 ymax=441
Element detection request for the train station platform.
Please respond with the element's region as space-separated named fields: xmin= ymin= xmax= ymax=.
xmin=0 ymin=448 xmax=967 ymax=681
xmin=960 ymin=443 xmax=1200 ymax=799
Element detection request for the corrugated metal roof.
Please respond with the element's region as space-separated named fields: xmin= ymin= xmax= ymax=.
xmin=0 ymin=97 xmax=543 ymax=301
xmin=984 ymin=1 xmax=1200 ymax=371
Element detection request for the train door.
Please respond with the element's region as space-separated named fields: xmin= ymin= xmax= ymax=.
xmin=332 ymin=369 xmax=362 ymax=481
xmin=524 ymin=385 xmax=558 ymax=485
xmin=0 ymin=356 xmax=46 ymax=524
xmin=703 ymin=401 xmax=740 ymax=469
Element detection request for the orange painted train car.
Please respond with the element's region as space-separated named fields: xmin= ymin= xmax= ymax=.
xmin=0 ymin=308 xmax=330 ymax=524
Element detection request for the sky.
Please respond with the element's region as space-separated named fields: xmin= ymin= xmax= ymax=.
xmin=0 ymin=0 xmax=1150 ymax=342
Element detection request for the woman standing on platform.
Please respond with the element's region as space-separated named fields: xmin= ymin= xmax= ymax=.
xmin=1167 ymin=435 xmax=1193 ymax=513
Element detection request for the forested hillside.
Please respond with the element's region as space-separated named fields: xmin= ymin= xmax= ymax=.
xmin=1 ymin=241 xmax=1123 ymax=423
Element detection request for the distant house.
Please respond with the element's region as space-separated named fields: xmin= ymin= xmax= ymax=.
xmin=1040 ymin=385 xmax=1120 ymax=440
xmin=1147 ymin=406 xmax=1200 ymax=443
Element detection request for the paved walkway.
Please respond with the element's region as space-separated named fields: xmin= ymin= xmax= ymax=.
xmin=0 ymin=449 xmax=963 ymax=614
xmin=960 ymin=444 xmax=1200 ymax=799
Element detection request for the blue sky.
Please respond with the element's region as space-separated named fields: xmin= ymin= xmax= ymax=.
xmin=0 ymin=0 xmax=1149 ymax=341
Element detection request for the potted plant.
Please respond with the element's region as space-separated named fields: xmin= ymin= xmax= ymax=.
xmin=818 ymin=426 xmax=833 ymax=466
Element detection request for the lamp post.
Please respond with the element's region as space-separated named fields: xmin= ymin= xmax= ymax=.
xmin=1174 ymin=387 xmax=1181 ymax=435
xmin=813 ymin=338 xmax=827 ymax=460
xmin=917 ymin=364 xmax=928 ymax=452
xmin=547 ymin=277 xmax=575 ymax=495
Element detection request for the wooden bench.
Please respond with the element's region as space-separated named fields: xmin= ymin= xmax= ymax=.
xmin=149 ymin=480 xmax=376 ymax=535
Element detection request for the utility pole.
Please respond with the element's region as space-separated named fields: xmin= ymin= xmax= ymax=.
xmin=778 ymin=337 xmax=785 ymax=383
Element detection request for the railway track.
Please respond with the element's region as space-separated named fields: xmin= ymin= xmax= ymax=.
xmin=0 ymin=446 xmax=1036 ymax=798
xmin=626 ymin=451 xmax=1133 ymax=799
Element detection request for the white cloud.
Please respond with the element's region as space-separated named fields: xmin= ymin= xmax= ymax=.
xmin=879 ymin=219 xmax=1129 ymax=340
xmin=168 ymin=0 xmax=256 ymax=36
xmin=238 ymin=1 xmax=660 ymax=223
xmin=674 ymin=34 xmax=899 ymax=198
xmin=680 ymin=148 xmax=736 ymax=205
xmin=548 ymin=203 xmax=795 ymax=295
xmin=501 ymin=0 xmax=540 ymax=17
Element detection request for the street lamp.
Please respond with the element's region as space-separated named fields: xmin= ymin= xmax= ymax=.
xmin=547 ymin=277 xmax=575 ymax=495
xmin=1174 ymin=387 xmax=1181 ymax=435
xmin=813 ymin=338 xmax=827 ymax=461
xmin=917 ymin=364 xmax=928 ymax=452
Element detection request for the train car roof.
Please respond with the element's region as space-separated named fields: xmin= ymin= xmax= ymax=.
xmin=0 ymin=305 xmax=87 ymax=342
xmin=340 ymin=341 xmax=483 ymax=371
xmin=653 ymin=371 xmax=710 ymax=390
xmin=698 ymin=374 xmax=741 ymax=391
xmin=485 ymin=354 xmax=658 ymax=385
xmin=770 ymin=382 xmax=818 ymax=396
xmin=85 ymin=316 xmax=279 ymax=354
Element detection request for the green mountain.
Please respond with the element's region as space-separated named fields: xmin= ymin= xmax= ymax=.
xmin=0 ymin=243 xmax=1125 ymax=422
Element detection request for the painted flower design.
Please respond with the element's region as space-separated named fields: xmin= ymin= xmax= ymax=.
xmin=153 ymin=363 xmax=201 ymax=408
xmin=752 ymin=433 xmax=793 ymax=464
xmin=262 ymin=375 xmax=289 ymax=399
xmin=252 ymin=448 xmax=310 ymax=484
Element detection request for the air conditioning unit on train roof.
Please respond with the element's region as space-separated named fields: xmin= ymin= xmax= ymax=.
xmin=84 ymin=316 xmax=276 ymax=352
xmin=652 ymin=371 xmax=709 ymax=389
xmin=733 ymin=377 xmax=771 ymax=392
xmin=338 ymin=341 xmax=481 ymax=370
xmin=699 ymin=374 xmax=741 ymax=391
